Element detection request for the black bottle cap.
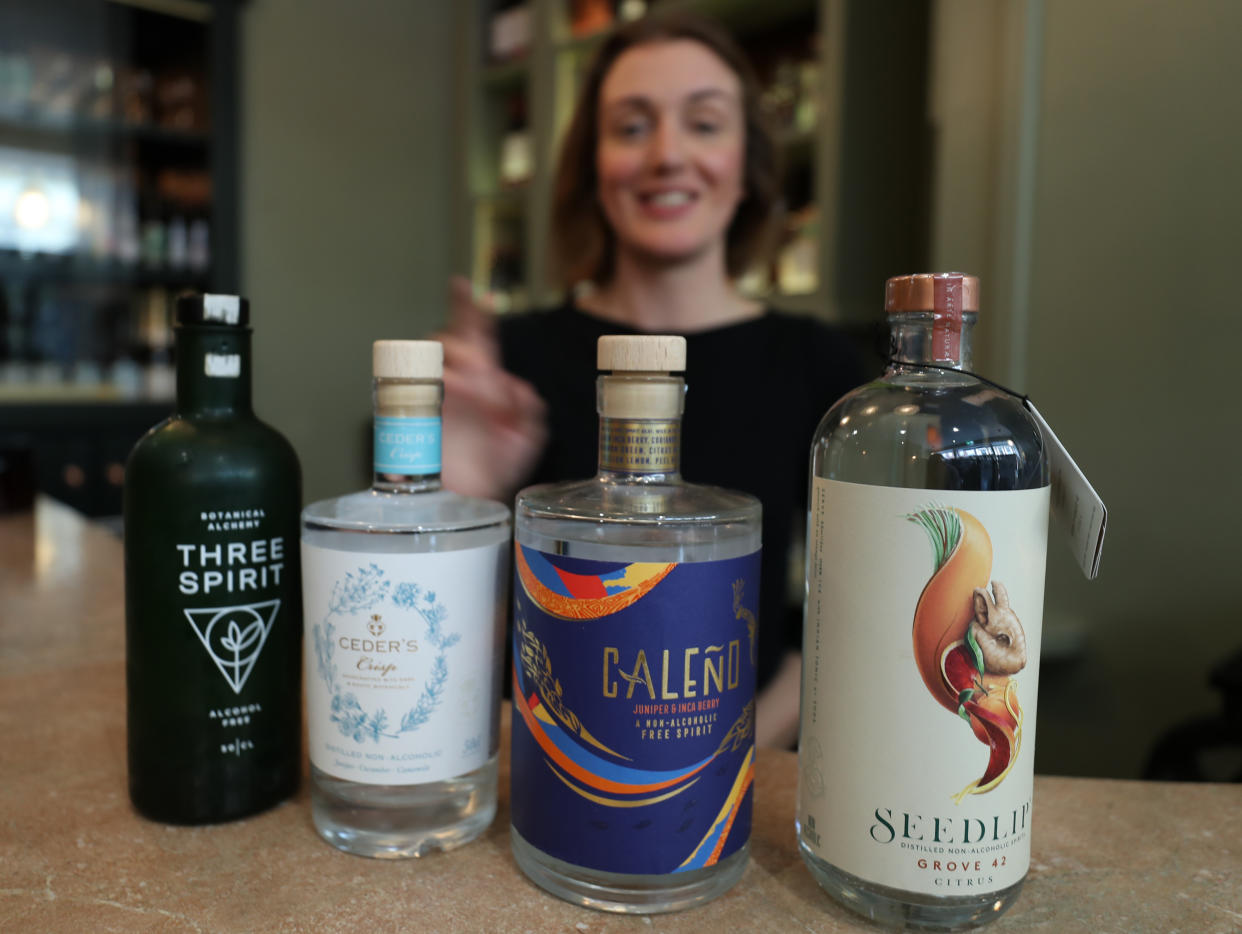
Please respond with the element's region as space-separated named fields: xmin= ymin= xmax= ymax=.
xmin=176 ymin=293 xmax=251 ymax=327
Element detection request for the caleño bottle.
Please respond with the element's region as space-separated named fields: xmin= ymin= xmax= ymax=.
xmin=510 ymin=335 xmax=761 ymax=913
xmin=301 ymin=340 xmax=509 ymax=857
xmin=797 ymin=273 xmax=1049 ymax=929
xmin=124 ymin=293 xmax=302 ymax=824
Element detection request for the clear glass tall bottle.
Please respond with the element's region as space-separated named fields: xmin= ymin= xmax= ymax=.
xmin=124 ymin=293 xmax=302 ymax=824
xmin=301 ymin=340 xmax=509 ymax=858
xmin=797 ymin=273 xmax=1049 ymax=929
xmin=510 ymin=335 xmax=762 ymax=913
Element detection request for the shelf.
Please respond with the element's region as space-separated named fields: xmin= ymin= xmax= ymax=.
xmin=0 ymin=253 xmax=210 ymax=289
xmin=481 ymin=58 xmax=530 ymax=91
xmin=777 ymin=126 xmax=816 ymax=169
xmin=472 ymin=186 xmax=528 ymax=214
xmin=554 ymin=28 xmax=610 ymax=57
xmin=671 ymin=0 xmax=818 ymax=33
xmin=0 ymin=380 xmax=173 ymax=405
xmin=0 ymin=112 xmax=209 ymax=150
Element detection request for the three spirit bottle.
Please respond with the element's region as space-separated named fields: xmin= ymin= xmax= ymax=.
xmin=124 ymin=293 xmax=302 ymax=824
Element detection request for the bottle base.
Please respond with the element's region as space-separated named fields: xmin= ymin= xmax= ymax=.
xmin=510 ymin=826 xmax=747 ymax=914
xmin=129 ymin=769 xmax=298 ymax=826
xmin=799 ymin=841 xmax=1022 ymax=931
xmin=309 ymin=758 xmax=497 ymax=859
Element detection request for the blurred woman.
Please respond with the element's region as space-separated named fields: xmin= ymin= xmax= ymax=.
xmin=440 ymin=12 xmax=863 ymax=748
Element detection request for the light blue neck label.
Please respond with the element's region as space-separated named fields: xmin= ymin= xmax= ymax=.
xmin=374 ymin=416 xmax=440 ymax=475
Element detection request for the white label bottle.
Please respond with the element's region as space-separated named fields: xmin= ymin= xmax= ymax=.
xmin=301 ymin=340 xmax=510 ymax=857
xmin=797 ymin=273 xmax=1049 ymax=928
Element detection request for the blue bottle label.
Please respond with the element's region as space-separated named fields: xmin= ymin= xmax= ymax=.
xmin=510 ymin=543 xmax=760 ymax=875
xmin=373 ymin=416 xmax=440 ymax=475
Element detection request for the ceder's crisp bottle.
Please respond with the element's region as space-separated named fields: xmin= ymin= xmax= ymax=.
xmin=797 ymin=273 xmax=1049 ymax=929
xmin=510 ymin=335 xmax=761 ymax=913
xmin=124 ymin=293 xmax=302 ymax=824
xmin=301 ymin=340 xmax=509 ymax=858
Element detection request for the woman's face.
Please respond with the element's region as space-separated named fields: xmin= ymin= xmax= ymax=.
xmin=595 ymin=39 xmax=746 ymax=270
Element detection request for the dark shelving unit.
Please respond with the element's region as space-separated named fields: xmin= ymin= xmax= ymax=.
xmin=0 ymin=0 xmax=241 ymax=517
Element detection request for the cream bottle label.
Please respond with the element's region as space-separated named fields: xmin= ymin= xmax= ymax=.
xmin=798 ymin=479 xmax=1049 ymax=896
xmin=302 ymin=542 xmax=503 ymax=785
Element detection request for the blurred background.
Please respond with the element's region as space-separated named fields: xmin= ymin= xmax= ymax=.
xmin=0 ymin=0 xmax=1239 ymax=783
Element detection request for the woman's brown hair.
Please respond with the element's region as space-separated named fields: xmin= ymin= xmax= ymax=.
xmin=549 ymin=11 xmax=780 ymax=288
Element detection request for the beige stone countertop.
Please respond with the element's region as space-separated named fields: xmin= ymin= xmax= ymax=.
xmin=2 ymin=498 xmax=1240 ymax=933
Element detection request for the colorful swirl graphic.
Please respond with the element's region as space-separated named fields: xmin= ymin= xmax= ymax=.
xmin=515 ymin=544 xmax=674 ymax=620
xmin=513 ymin=663 xmax=754 ymax=871
xmin=511 ymin=543 xmax=757 ymax=873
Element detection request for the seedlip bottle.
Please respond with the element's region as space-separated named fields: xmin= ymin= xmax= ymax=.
xmin=797 ymin=273 xmax=1049 ymax=929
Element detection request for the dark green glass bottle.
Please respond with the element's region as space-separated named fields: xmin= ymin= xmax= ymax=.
xmin=124 ymin=293 xmax=302 ymax=824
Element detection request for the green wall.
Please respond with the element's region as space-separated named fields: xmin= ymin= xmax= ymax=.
xmin=929 ymin=0 xmax=1242 ymax=777
xmin=1025 ymin=0 xmax=1242 ymax=776
xmin=240 ymin=0 xmax=459 ymax=503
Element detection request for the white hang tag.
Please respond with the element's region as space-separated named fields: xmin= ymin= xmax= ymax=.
xmin=1025 ymin=400 xmax=1106 ymax=579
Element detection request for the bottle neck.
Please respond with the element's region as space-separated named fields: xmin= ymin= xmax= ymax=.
xmin=372 ymin=377 xmax=443 ymax=493
xmin=596 ymin=374 xmax=684 ymax=481
xmin=175 ymin=325 xmax=252 ymax=416
xmin=888 ymin=311 xmax=977 ymax=373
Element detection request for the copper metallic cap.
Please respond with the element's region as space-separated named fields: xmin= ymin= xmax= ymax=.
xmin=885 ymin=273 xmax=980 ymax=313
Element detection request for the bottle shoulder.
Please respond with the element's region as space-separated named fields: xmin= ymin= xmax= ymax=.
xmin=819 ymin=376 xmax=1042 ymax=441
xmin=130 ymin=411 xmax=295 ymax=453
xmin=515 ymin=476 xmax=761 ymax=525
xmin=302 ymin=487 xmax=510 ymax=534
xmin=812 ymin=375 xmax=1047 ymax=491
xmin=125 ymin=413 xmax=301 ymax=487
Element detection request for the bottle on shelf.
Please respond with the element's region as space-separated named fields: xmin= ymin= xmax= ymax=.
xmin=301 ymin=340 xmax=510 ymax=858
xmin=498 ymin=92 xmax=532 ymax=187
xmin=509 ymin=335 xmax=761 ymax=913
xmin=797 ymin=273 xmax=1049 ymax=929
xmin=124 ymin=293 xmax=303 ymax=824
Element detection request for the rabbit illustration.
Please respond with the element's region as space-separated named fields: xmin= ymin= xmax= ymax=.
xmin=970 ymin=581 xmax=1027 ymax=675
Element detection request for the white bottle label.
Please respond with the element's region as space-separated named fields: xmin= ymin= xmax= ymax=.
xmin=799 ymin=479 xmax=1049 ymax=897
xmin=204 ymin=353 xmax=240 ymax=378
xmin=302 ymin=542 xmax=504 ymax=785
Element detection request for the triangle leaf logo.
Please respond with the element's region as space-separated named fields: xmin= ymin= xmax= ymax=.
xmin=184 ymin=599 xmax=281 ymax=694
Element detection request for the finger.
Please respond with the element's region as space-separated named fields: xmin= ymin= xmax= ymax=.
xmin=443 ymin=365 xmax=543 ymax=427
xmin=438 ymin=331 xmax=497 ymax=374
xmin=448 ymin=276 xmax=497 ymax=346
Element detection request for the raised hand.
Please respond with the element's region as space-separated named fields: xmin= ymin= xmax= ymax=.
xmin=437 ymin=276 xmax=547 ymax=502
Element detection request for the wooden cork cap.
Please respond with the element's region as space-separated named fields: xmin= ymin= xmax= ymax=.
xmin=373 ymin=340 xmax=443 ymax=379
xmin=597 ymin=335 xmax=686 ymax=373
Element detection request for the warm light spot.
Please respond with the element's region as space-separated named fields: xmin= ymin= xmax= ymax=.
xmin=14 ymin=188 xmax=51 ymax=229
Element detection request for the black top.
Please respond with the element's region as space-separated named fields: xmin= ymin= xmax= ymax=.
xmin=500 ymin=303 xmax=867 ymax=690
